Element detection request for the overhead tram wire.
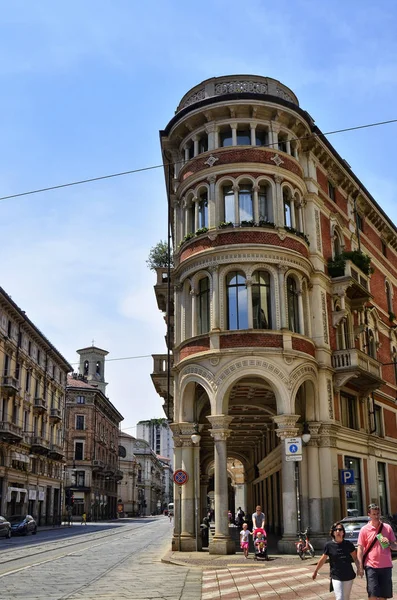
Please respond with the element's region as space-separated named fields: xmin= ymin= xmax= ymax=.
xmin=0 ymin=118 xmax=396 ymax=204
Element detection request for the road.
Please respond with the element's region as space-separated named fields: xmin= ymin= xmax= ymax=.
xmin=0 ymin=517 xmax=201 ymax=600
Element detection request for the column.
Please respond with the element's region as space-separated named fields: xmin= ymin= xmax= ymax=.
xmin=205 ymin=123 xmax=216 ymax=151
xmin=207 ymin=174 xmax=217 ymax=228
xmin=180 ymin=424 xmax=196 ymax=551
xmin=273 ymin=414 xmax=299 ymax=553
xmin=200 ymin=475 xmax=209 ymax=521
xmin=253 ymin=185 xmax=259 ymax=223
xmin=297 ymin=291 xmax=305 ymax=335
xmin=246 ymin=278 xmax=253 ymax=328
xmin=207 ymin=415 xmax=235 ymax=555
xmin=193 ymin=197 xmax=199 ymax=232
xmin=278 ymin=265 xmax=288 ymax=329
xmin=193 ymin=136 xmax=199 ymax=157
xmin=184 ymin=147 xmax=189 ymax=163
xmin=231 ymin=123 xmax=237 ymax=146
xmin=286 ymin=138 xmax=291 ymax=155
xmin=233 ymin=184 xmax=239 ymax=225
xmin=306 ymin=423 xmax=323 ymax=534
xmin=274 ymin=175 xmax=283 ymax=225
xmin=169 ymin=424 xmax=182 ymax=551
xmin=210 ymin=266 xmax=220 ymax=331
xmin=183 ymin=198 xmax=189 ymax=236
xmin=250 ymin=123 xmax=256 ymax=146
xmin=190 ymin=288 xmax=197 ymax=337
xmin=214 ymin=126 xmax=219 ymax=149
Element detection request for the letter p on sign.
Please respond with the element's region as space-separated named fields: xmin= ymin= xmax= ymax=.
xmin=340 ymin=469 xmax=355 ymax=485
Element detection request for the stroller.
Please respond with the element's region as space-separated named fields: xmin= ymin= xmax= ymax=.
xmin=253 ymin=527 xmax=268 ymax=561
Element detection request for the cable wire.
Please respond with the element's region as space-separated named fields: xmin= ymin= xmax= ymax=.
xmin=0 ymin=118 xmax=396 ymax=203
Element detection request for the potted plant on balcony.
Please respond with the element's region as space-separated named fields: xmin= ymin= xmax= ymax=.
xmin=240 ymin=219 xmax=255 ymax=227
xmin=195 ymin=227 xmax=208 ymax=236
xmin=327 ymin=254 xmax=346 ymax=278
xmin=218 ymin=221 xmax=234 ymax=229
xmin=342 ymin=250 xmax=372 ymax=275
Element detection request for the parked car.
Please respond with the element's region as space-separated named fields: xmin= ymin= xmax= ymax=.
xmin=9 ymin=515 xmax=37 ymax=536
xmin=0 ymin=516 xmax=11 ymax=539
xmin=341 ymin=515 xmax=397 ymax=550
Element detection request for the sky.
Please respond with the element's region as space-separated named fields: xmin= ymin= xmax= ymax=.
xmin=1 ymin=0 xmax=397 ymax=433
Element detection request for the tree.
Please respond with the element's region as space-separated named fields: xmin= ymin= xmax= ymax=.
xmin=146 ymin=240 xmax=173 ymax=271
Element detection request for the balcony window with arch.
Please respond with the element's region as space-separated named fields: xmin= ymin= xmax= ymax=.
xmin=287 ymin=276 xmax=300 ymax=333
xmin=366 ymin=329 xmax=377 ymax=359
xmin=239 ymin=184 xmax=253 ymax=222
xmin=283 ymin=189 xmax=292 ymax=227
xmin=198 ymin=193 xmax=208 ymax=229
xmin=197 ymin=277 xmax=210 ymax=334
xmin=335 ymin=309 xmax=350 ymax=350
xmin=258 ymin=184 xmax=272 ymax=222
xmin=252 ymin=271 xmax=272 ymax=329
xmin=223 ymin=185 xmax=235 ymax=223
xmin=333 ymin=230 xmax=343 ymax=258
xmin=226 ymin=271 xmax=248 ymax=330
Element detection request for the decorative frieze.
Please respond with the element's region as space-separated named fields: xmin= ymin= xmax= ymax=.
xmin=215 ymin=80 xmax=268 ymax=95
xmin=321 ymin=292 xmax=329 ymax=344
xmin=327 ymin=379 xmax=334 ymax=419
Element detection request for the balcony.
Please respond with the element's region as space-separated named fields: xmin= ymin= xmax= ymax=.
xmin=154 ymin=267 xmax=174 ymax=314
xmin=49 ymin=408 xmax=62 ymax=422
xmin=332 ymin=348 xmax=384 ymax=391
xmin=33 ymin=397 xmax=47 ymax=414
xmin=328 ymin=257 xmax=372 ymax=308
xmin=0 ymin=421 xmax=23 ymax=442
xmin=151 ymin=354 xmax=174 ymax=398
xmin=48 ymin=443 xmax=64 ymax=460
xmin=114 ymin=469 xmax=123 ymax=482
xmin=31 ymin=436 xmax=50 ymax=455
xmin=1 ymin=375 xmax=19 ymax=396
xmin=92 ymin=459 xmax=105 ymax=471
xmin=104 ymin=465 xmax=115 ymax=477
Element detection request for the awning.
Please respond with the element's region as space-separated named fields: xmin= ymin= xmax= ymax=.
xmin=7 ymin=487 xmax=28 ymax=503
xmin=12 ymin=452 xmax=29 ymax=463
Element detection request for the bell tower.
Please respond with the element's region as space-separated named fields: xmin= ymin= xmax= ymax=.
xmin=76 ymin=345 xmax=109 ymax=394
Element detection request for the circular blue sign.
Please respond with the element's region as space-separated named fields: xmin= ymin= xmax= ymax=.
xmin=289 ymin=444 xmax=298 ymax=453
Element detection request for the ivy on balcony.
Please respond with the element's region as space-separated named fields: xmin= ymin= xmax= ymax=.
xmin=327 ymin=250 xmax=373 ymax=277
xmin=283 ymin=226 xmax=310 ymax=245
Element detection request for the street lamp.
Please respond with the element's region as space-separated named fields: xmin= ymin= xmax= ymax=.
xmin=191 ymin=430 xmax=201 ymax=552
xmin=295 ymin=423 xmax=311 ymax=535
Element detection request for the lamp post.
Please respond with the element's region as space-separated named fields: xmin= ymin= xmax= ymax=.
xmin=191 ymin=431 xmax=201 ymax=552
xmin=295 ymin=423 xmax=311 ymax=534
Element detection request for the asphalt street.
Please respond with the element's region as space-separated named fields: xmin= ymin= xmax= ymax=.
xmin=0 ymin=517 xmax=201 ymax=600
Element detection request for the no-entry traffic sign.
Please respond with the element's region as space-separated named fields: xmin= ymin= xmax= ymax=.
xmin=173 ymin=469 xmax=189 ymax=485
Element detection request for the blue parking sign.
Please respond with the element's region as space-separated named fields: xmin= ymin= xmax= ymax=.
xmin=340 ymin=469 xmax=355 ymax=485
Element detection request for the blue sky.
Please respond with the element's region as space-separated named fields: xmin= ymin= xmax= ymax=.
xmin=1 ymin=0 xmax=396 ymax=432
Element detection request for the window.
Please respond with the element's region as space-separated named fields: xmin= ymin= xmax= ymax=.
xmin=366 ymin=329 xmax=377 ymax=359
xmin=226 ymin=271 xmax=248 ymax=330
xmin=238 ymin=185 xmax=253 ymax=222
xmin=344 ymin=456 xmax=363 ymax=515
xmin=328 ymin=181 xmax=336 ymax=202
xmin=220 ymin=129 xmax=233 ymax=147
xmin=74 ymin=442 xmax=84 ymax=461
xmin=236 ymin=129 xmax=251 ymax=145
xmin=386 ymin=281 xmax=393 ymax=314
xmin=15 ymin=363 xmax=20 ymax=381
xmin=4 ymin=354 xmax=9 ymax=376
xmin=37 ymin=350 xmax=41 ymax=365
xmin=83 ymin=360 xmax=89 ymax=376
xmin=28 ymin=341 xmax=32 ymax=356
xmin=197 ymin=277 xmax=210 ymax=335
xmin=283 ymin=189 xmax=292 ymax=227
xmin=252 ymin=271 xmax=272 ymax=329
xmin=76 ymin=471 xmax=85 ymax=487
xmin=341 ymin=393 xmax=358 ymax=430
xmin=223 ymin=186 xmax=235 ymax=223
xmin=255 ymin=129 xmax=268 ymax=147
xmin=382 ymin=241 xmax=387 ymax=257
xmin=278 ymin=134 xmax=288 ymax=153
xmin=198 ymin=136 xmax=208 ymax=154
xmin=7 ymin=319 xmax=11 ymax=337
xmin=287 ymin=276 xmax=300 ymax=333
xmin=76 ymin=415 xmax=85 ymax=430
xmin=258 ymin=185 xmax=271 ymax=222
xmin=76 ymin=395 xmax=85 ymax=404
xmin=377 ymin=462 xmax=388 ymax=516
xmin=198 ymin=193 xmax=208 ymax=229
xmin=96 ymin=361 xmax=101 ymax=375
xmin=373 ymin=404 xmax=383 ymax=437
xmin=356 ymin=213 xmax=364 ymax=232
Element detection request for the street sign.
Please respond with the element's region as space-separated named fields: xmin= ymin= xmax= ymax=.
xmin=173 ymin=469 xmax=189 ymax=485
xmin=340 ymin=469 xmax=355 ymax=485
xmin=285 ymin=437 xmax=302 ymax=461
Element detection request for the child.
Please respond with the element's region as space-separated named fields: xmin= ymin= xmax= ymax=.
xmin=240 ymin=522 xmax=252 ymax=558
xmin=254 ymin=531 xmax=266 ymax=553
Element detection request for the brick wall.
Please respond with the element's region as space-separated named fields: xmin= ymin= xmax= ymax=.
xmin=219 ymin=332 xmax=283 ymax=349
xmin=384 ymin=408 xmax=397 ymax=439
xmin=291 ymin=337 xmax=315 ymax=356
xmin=179 ymin=337 xmax=210 ymax=360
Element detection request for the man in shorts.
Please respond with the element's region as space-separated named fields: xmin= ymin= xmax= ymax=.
xmin=357 ymin=503 xmax=397 ymax=599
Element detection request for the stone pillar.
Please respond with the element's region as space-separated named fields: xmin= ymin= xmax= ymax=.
xmin=207 ymin=174 xmax=217 ymax=228
xmin=179 ymin=424 xmax=196 ymax=551
xmin=200 ymin=475 xmax=209 ymax=522
xmin=205 ymin=123 xmax=216 ymax=151
xmin=250 ymin=123 xmax=256 ymax=146
xmin=193 ymin=197 xmax=199 ymax=232
xmin=233 ymin=184 xmax=239 ymax=225
xmin=286 ymin=139 xmax=291 ymax=155
xmin=274 ymin=175 xmax=284 ymax=226
xmin=253 ymin=184 xmax=259 ymax=223
xmin=318 ymin=424 xmax=338 ymax=529
xmin=190 ymin=288 xmax=197 ymax=337
xmin=210 ymin=266 xmax=220 ymax=331
xmin=207 ymin=415 xmax=235 ymax=555
xmin=246 ymin=278 xmax=253 ymax=328
xmin=184 ymin=147 xmax=189 ymax=163
xmin=306 ymin=423 xmax=323 ymax=534
xmin=170 ymin=424 xmax=182 ymax=551
xmin=193 ymin=135 xmax=199 ymax=157
xmin=274 ymin=414 xmax=300 ymax=553
xmin=277 ymin=265 xmax=288 ymax=329
xmin=297 ymin=291 xmax=305 ymax=335
xmin=231 ymin=123 xmax=237 ymax=146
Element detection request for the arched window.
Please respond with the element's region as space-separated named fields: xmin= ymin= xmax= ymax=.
xmin=283 ymin=189 xmax=292 ymax=227
xmin=96 ymin=361 xmax=101 ymax=375
xmin=252 ymin=271 xmax=272 ymax=329
xmin=198 ymin=192 xmax=208 ymax=229
xmin=197 ymin=277 xmax=210 ymax=334
xmin=287 ymin=276 xmax=300 ymax=333
xmin=227 ymin=271 xmax=248 ymax=330
xmin=386 ymin=281 xmax=393 ymax=314
xmin=367 ymin=329 xmax=377 ymax=359
xmin=83 ymin=360 xmax=89 ymax=376
xmin=258 ymin=184 xmax=272 ymax=222
xmin=186 ymin=200 xmax=195 ymax=234
xmin=336 ymin=308 xmax=349 ymax=350
xmin=238 ymin=184 xmax=253 ymax=222
xmin=333 ymin=229 xmax=342 ymax=258
xmin=223 ymin=186 xmax=234 ymax=223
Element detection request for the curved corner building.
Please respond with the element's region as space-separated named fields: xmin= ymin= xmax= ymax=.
xmin=152 ymin=75 xmax=397 ymax=554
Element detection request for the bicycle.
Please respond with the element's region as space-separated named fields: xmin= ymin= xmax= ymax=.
xmin=295 ymin=527 xmax=315 ymax=559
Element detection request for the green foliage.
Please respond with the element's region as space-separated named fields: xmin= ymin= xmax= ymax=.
xmin=178 ymin=232 xmax=195 ymax=248
xmin=284 ymin=226 xmax=310 ymax=245
xmin=341 ymin=250 xmax=372 ymax=275
xmin=218 ymin=221 xmax=234 ymax=229
xmin=258 ymin=219 xmax=276 ymax=228
xmin=146 ymin=240 xmax=173 ymax=271
xmin=195 ymin=227 xmax=209 ymax=235
xmin=240 ymin=219 xmax=256 ymax=227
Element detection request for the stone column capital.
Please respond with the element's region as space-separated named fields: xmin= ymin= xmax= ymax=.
xmin=207 ymin=415 xmax=233 ymax=430
xmin=273 ymin=414 xmax=300 ymax=439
